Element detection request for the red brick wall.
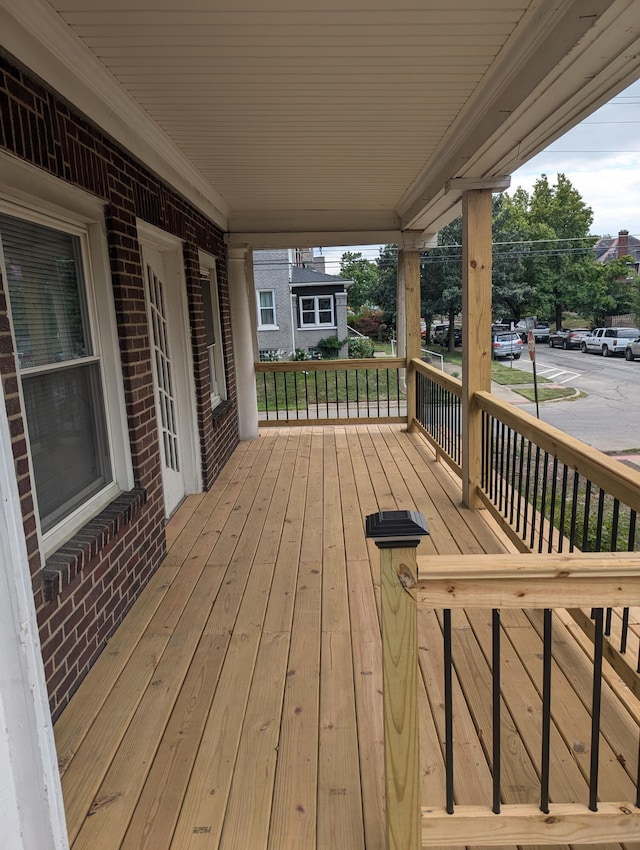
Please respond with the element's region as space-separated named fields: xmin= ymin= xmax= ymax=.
xmin=0 ymin=52 xmax=239 ymax=718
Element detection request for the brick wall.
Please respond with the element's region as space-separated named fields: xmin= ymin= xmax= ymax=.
xmin=0 ymin=51 xmax=239 ymax=718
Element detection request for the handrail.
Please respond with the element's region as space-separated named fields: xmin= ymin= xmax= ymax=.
xmin=412 ymin=357 xmax=462 ymax=395
xmin=255 ymin=356 xmax=405 ymax=373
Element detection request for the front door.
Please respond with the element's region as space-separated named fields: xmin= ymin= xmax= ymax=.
xmin=142 ymin=243 xmax=191 ymax=517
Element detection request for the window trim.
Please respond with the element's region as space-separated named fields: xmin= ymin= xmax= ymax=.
xmin=0 ymin=189 xmax=133 ymax=559
xmin=298 ymin=294 xmax=336 ymax=329
xmin=199 ymin=251 xmax=228 ymax=410
xmin=256 ymin=288 xmax=278 ymax=330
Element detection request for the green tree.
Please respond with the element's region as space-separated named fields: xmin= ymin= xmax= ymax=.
xmin=513 ymin=173 xmax=598 ymax=328
xmin=371 ymin=245 xmax=398 ymax=328
xmin=575 ymin=255 xmax=640 ymax=325
xmin=491 ymin=192 xmax=536 ymax=321
xmin=339 ymin=251 xmax=379 ymax=313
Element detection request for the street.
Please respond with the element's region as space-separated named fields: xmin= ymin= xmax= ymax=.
xmin=498 ymin=345 xmax=640 ymax=452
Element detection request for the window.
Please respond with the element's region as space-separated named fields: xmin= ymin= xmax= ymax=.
xmin=299 ymin=295 xmax=334 ymax=328
xmin=199 ymin=254 xmax=227 ymax=409
xmin=0 ymin=209 xmax=119 ymax=545
xmin=257 ymin=289 xmax=277 ymax=329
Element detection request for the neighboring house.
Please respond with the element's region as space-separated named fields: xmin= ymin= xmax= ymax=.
xmin=594 ymin=229 xmax=640 ymax=270
xmin=254 ymin=248 xmax=352 ymax=359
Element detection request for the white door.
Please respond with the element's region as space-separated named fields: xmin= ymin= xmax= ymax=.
xmin=142 ymin=243 xmax=191 ymax=517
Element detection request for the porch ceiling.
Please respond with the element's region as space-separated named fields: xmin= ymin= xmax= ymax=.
xmin=3 ymin=1 xmax=640 ymax=244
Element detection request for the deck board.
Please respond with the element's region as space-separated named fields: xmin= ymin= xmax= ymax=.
xmin=54 ymin=424 xmax=639 ymax=850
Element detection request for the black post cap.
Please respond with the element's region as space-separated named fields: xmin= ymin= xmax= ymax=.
xmin=365 ymin=510 xmax=429 ymax=548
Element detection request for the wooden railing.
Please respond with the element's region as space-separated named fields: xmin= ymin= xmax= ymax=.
xmin=408 ymin=361 xmax=640 ymax=695
xmin=380 ymin=546 xmax=640 ymax=848
xmin=412 ymin=360 xmax=462 ymax=474
xmin=255 ymin=357 xmax=406 ymax=425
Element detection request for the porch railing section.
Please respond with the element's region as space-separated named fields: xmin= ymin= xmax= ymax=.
xmin=255 ymin=357 xmax=406 ymax=424
xmin=475 ymin=389 xmax=640 ymax=699
xmin=381 ymin=548 xmax=640 ymax=848
xmin=413 ymin=360 xmax=462 ymax=473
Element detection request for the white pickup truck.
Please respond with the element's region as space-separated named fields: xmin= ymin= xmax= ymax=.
xmin=581 ymin=326 xmax=640 ymax=357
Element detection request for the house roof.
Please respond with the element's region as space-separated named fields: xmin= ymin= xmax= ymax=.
xmin=291 ymin=267 xmax=352 ymax=287
xmin=3 ymin=1 xmax=640 ymax=247
xmin=594 ymin=232 xmax=640 ymax=264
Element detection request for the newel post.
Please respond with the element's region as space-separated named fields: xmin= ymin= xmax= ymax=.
xmin=366 ymin=510 xmax=429 ymax=850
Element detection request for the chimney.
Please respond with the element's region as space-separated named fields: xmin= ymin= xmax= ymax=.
xmin=617 ymin=229 xmax=629 ymax=259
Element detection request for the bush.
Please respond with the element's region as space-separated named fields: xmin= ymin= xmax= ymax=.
xmin=317 ymin=335 xmax=346 ymax=359
xmin=351 ymin=308 xmax=390 ymax=340
xmin=348 ymin=337 xmax=375 ymax=358
xmin=291 ymin=348 xmax=309 ymax=361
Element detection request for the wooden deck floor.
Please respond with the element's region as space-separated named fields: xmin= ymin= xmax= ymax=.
xmin=53 ymin=425 xmax=640 ymax=850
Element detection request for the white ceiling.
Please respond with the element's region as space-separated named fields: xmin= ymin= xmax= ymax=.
xmin=3 ymin=0 xmax=640 ymax=245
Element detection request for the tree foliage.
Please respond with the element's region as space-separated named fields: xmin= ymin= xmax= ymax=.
xmin=339 ymin=251 xmax=379 ymax=313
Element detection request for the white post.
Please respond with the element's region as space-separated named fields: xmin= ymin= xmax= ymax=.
xmin=0 ymin=380 xmax=69 ymax=848
xmin=228 ymin=247 xmax=260 ymax=440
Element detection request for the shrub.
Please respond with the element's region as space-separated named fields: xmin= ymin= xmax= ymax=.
xmin=291 ymin=348 xmax=309 ymax=361
xmin=348 ymin=337 xmax=375 ymax=358
xmin=317 ymin=335 xmax=346 ymax=359
xmin=351 ymin=309 xmax=390 ymax=340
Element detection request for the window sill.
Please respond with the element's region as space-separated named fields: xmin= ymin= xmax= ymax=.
xmin=257 ymin=325 xmax=279 ymax=331
xmin=42 ymin=488 xmax=147 ymax=601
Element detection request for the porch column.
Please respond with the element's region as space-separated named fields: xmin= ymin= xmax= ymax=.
xmin=461 ymin=189 xmax=493 ymax=509
xmin=228 ymin=247 xmax=259 ymax=440
xmin=0 ymin=372 xmax=69 ymax=848
xmin=398 ymin=234 xmax=432 ymax=430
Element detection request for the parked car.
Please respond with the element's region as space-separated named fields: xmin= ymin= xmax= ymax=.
xmin=532 ymin=322 xmax=550 ymax=343
xmin=581 ymin=327 xmax=640 ymax=357
xmin=548 ymin=327 xmax=590 ymax=349
xmin=491 ymin=329 xmax=523 ymax=360
xmin=624 ymin=337 xmax=640 ymax=361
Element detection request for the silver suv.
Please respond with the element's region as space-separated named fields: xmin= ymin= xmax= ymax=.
xmin=491 ymin=330 xmax=524 ymax=360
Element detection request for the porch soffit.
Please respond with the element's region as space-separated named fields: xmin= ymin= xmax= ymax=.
xmin=2 ymin=0 xmax=640 ymax=245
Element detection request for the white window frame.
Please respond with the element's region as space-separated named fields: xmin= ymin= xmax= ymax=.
xmin=256 ymin=288 xmax=278 ymax=330
xmin=0 ymin=172 xmax=133 ymax=559
xmin=299 ymin=294 xmax=335 ymax=329
xmin=199 ymin=251 xmax=227 ymax=410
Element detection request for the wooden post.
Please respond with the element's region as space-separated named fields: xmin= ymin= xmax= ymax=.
xmin=461 ymin=189 xmax=493 ymax=509
xmin=402 ymin=250 xmax=421 ymax=430
xmin=365 ymin=511 xmax=429 ymax=850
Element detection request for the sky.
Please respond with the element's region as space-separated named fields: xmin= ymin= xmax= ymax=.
xmin=318 ymin=78 xmax=640 ymax=274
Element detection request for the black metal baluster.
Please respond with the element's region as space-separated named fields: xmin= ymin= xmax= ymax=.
xmin=444 ymin=609 xmax=454 ymax=814
xmin=611 ymin=498 xmax=620 ymax=552
xmin=589 ymin=608 xmax=604 ymax=812
xmin=509 ymin=427 xmax=518 ymax=525
xmin=541 ymin=609 xmax=552 ymax=814
xmin=529 ymin=446 xmax=541 ymax=550
xmin=516 ymin=435 xmax=525 ymax=533
xmin=558 ymin=464 xmax=568 ymax=553
xmin=547 ymin=457 xmax=558 ymax=553
xmin=523 ymin=441 xmax=533 ymax=543
xmin=304 ymin=370 xmax=309 ymax=418
xmin=621 ymin=608 xmax=630 ymax=654
xmin=274 ymin=373 xmax=280 ymax=419
xmin=498 ymin=423 xmax=506 ymax=513
xmin=262 ymin=373 xmax=270 ymax=420
xmin=569 ymin=471 xmax=580 ymax=552
xmin=538 ymin=450 xmax=549 ymax=553
xmin=293 ymin=371 xmax=300 ymax=419
xmin=582 ymin=480 xmax=592 ymax=552
xmin=492 ymin=609 xmax=501 ymax=814
xmin=595 ymin=488 xmax=605 ymax=551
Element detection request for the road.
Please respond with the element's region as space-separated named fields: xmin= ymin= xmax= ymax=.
xmin=497 ymin=345 xmax=640 ymax=452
